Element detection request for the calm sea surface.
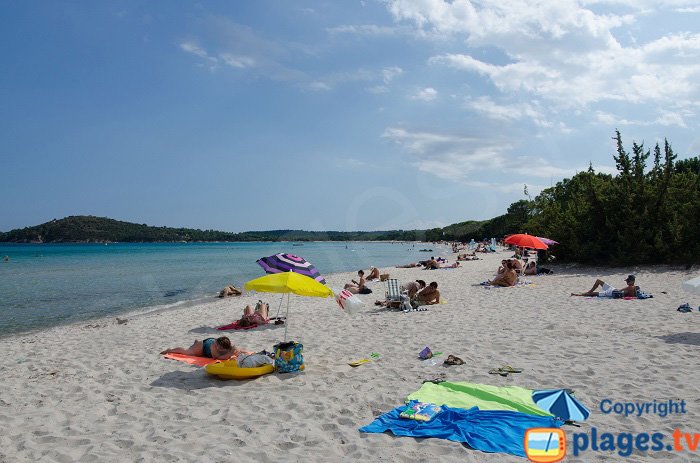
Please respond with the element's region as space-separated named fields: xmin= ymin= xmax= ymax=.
xmin=0 ymin=242 xmax=445 ymax=336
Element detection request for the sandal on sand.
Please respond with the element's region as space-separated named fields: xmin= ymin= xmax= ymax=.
xmin=500 ymin=365 xmax=523 ymax=374
xmin=444 ymin=355 xmax=465 ymax=365
xmin=489 ymin=365 xmax=523 ymax=376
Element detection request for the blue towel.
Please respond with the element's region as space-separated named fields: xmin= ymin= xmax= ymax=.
xmin=359 ymin=401 xmax=563 ymax=458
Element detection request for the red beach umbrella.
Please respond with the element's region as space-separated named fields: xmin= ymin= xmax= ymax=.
xmin=504 ymin=234 xmax=549 ymax=250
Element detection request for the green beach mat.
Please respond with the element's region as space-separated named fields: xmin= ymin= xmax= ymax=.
xmin=407 ymin=381 xmax=551 ymax=417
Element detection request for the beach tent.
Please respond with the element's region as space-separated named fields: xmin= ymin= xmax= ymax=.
xmin=244 ymin=272 xmax=333 ymax=342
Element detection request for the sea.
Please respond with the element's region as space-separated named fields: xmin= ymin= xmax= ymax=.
xmin=0 ymin=242 xmax=446 ymax=336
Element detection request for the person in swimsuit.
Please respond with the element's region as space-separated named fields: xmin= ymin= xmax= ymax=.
xmin=366 ymin=266 xmax=380 ymax=281
xmin=238 ymin=301 xmax=270 ymax=327
xmin=344 ymin=270 xmax=367 ymax=294
xmin=571 ymin=275 xmax=638 ymax=297
xmin=160 ymin=336 xmax=237 ymax=360
xmin=415 ymin=282 xmax=440 ymax=305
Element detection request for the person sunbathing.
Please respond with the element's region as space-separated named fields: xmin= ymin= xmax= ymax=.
xmin=366 ymin=266 xmax=380 ymax=281
xmin=488 ymin=261 xmax=517 ymax=287
xmin=524 ymin=261 xmax=553 ymax=276
xmin=422 ymin=258 xmax=439 ymax=270
xmin=344 ymin=270 xmax=368 ymax=294
xmin=510 ymin=258 xmax=523 ymax=274
xmin=571 ymin=275 xmax=638 ymax=297
xmin=238 ymin=301 xmax=270 ymax=327
xmin=396 ymin=262 xmax=421 ymax=268
xmin=160 ymin=336 xmax=238 ymax=360
xmin=440 ymin=261 xmax=460 ymax=268
xmin=415 ymin=282 xmax=440 ymax=305
xmin=401 ymin=280 xmax=426 ymax=299
xmin=496 ymin=259 xmax=508 ymax=275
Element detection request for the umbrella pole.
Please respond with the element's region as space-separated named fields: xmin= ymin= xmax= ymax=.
xmin=283 ymin=292 xmax=290 ymax=342
xmin=274 ymin=294 xmax=284 ymax=319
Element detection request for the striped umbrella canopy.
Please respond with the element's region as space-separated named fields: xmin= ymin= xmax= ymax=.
xmin=532 ymin=389 xmax=590 ymax=422
xmin=256 ymin=253 xmax=326 ymax=284
xmin=536 ymin=236 xmax=559 ymax=246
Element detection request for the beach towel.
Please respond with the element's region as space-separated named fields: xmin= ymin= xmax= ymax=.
xmin=360 ymin=401 xmax=562 ymax=458
xmin=162 ymin=353 xmax=220 ymax=366
xmin=162 ymin=350 xmax=254 ymax=367
xmin=407 ymin=382 xmax=552 ymax=417
xmin=216 ymin=319 xmax=268 ymax=330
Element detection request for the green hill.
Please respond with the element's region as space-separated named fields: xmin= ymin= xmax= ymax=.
xmin=0 ymin=216 xmax=428 ymax=243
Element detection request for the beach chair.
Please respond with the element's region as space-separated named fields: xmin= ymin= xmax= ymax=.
xmin=386 ymin=279 xmax=401 ymax=302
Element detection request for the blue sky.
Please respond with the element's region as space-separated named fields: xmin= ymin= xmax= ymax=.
xmin=2 ymin=1 xmax=700 ymax=233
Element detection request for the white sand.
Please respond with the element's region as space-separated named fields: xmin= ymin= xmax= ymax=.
xmin=1 ymin=251 xmax=698 ymax=462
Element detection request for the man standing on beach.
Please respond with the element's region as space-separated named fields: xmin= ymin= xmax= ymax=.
xmin=571 ymin=275 xmax=638 ymax=297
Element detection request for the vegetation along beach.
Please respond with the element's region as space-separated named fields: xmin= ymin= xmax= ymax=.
xmin=2 ymin=2 xmax=700 ymax=462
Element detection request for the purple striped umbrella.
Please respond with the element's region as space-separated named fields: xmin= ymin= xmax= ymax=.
xmin=256 ymin=253 xmax=326 ymax=284
xmin=536 ymin=237 xmax=560 ymax=246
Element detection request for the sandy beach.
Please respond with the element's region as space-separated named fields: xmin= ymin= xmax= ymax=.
xmin=1 ymin=250 xmax=698 ymax=462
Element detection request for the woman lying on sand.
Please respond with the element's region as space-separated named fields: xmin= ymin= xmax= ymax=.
xmin=238 ymin=301 xmax=269 ymax=327
xmin=161 ymin=336 xmax=238 ymax=360
xmin=396 ymin=262 xmax=421 ymax=268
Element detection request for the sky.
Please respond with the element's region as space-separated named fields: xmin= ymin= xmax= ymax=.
xmin=2 ymin=1 xmax=700 ymax=233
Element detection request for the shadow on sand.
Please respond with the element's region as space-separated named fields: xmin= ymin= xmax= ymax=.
xmin=655 ymin=332 xmax=700 ymax=346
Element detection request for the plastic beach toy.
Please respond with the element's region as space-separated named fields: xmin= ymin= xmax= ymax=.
xmin=205 ymin=360 xmax=275 ymax=380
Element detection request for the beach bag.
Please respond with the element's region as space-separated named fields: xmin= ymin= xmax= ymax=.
xmin=274 ymin=341 xmax=305 ymax=373
xmin=379 ymin=273 xmax=390 ymax=282
xmin=359 ymin=286 xmax=372 ymax=295
xmin=335 ymin=289 xmax=364 ymax=315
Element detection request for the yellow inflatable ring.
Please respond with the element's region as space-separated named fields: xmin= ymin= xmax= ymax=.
xmin=205 ymin=359 xmax=275 ymax=380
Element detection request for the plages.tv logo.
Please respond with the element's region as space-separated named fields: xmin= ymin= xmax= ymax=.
xmin=525 ymin=428 xmax=566 ymax=463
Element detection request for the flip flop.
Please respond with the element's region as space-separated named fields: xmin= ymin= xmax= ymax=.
xmin=489 ymin=368 xmax=509 ymax=377
xmin=500 ymin=365 xmax=523 ymax=373
xmin=348 ymin=359 xmax=371 ymax=367
xmin=443 ymin=355 xmax=465 ymax=365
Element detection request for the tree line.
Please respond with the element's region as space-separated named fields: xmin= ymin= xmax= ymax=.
xmin=426 ymin=131 xmax=699 ymax=265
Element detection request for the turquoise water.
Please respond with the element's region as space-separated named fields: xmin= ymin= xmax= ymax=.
xmin=0 ymin=242 xmax=443 ymax=336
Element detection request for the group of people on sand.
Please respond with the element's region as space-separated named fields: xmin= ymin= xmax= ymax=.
xmin=375 ymin=279 xmax=441 ymax=307
xmin=344 ymin=266 xmax=382 ymax=294
xmin=396 ymin=256 xmax=458 ymax=270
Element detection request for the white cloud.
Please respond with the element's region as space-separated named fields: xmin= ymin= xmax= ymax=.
xmin=326 ymin=24 xmax=398 ymax=35
xmin=382 ymin=126 xmax=577 ymax=186
xmin=382 ymin=66 xmax=403 ymax=83
xmin=465 ymin=96 xmax=557 ymax=128
xmin=411 ymin=87 xmax=438 ymax=101
xmin=308 ymin=81 xmax=332 ymax=91
xmin=220 ymin=53 xmax=255 ymax=69
xmin=596 ymin=109 xmax=691 ymax=128
xmin=388 ymin=1 xmax=700 ymax=112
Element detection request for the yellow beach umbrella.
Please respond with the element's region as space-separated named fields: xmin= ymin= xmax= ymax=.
xmin=244 ymin=272 xmax=334 ymax=341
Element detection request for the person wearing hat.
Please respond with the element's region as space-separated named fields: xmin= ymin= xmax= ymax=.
xmin=571 ymin=275 xmax=638 ymax=297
